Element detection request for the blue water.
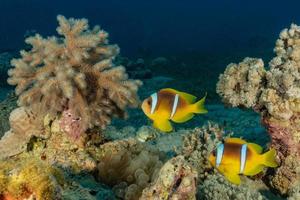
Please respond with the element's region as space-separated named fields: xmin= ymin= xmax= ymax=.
xmin=1 ymin=0 xmax=300 ymax=57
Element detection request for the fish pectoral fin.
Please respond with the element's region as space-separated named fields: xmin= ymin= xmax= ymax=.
xmin=153 ymin=119 xmax=173 ymax=132
xmin=172 ymin=113 xmax=194 ymax=123
xmin=223 ymin=172 xmax=241 ymax=185
xmin=245 ymin=164 xmax=264 ymax=176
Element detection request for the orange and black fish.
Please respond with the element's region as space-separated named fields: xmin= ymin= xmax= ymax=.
xmin=141 ymin=88 xmax=207 ymax=132
xmin=209 ymin=138 xmax=278 ymax=184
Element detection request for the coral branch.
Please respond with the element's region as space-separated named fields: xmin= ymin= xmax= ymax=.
xmin=7 ymin=15 xmax=142 ymax=135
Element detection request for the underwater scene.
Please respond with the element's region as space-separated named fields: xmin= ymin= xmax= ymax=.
xmin=1 ymin=0 xmax=300 ymax=199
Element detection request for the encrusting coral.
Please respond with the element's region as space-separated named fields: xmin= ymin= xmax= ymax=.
xmin=0 ymin=106 xmax=45 ymax=159
xmin=179 ymin=122 xmax=225 ymax=181
xmin=0 ymin=157 xmax=63 ymax=200
xmin=140 ymin=156 xmax=198 ymax=200
xmin=198 ymin=174 xmax=265 ymax=200
xmin=7 ymin=15 xmax=142 ymax=140
xmin=217 ymin=24 xmax=300 ymax=194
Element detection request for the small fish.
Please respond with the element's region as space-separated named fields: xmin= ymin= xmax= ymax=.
xmin=209 ymin=138 xmax=278 ymax=185
xmin=141 ymin=88 xmax=208 ymax=132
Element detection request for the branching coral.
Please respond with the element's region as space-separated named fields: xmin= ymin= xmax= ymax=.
xmin=90 ymin=138 xmax=165 ymax=200
xmin=217 ymin=24 xmax=300 ymax=194
xmin=140 ymin=156 xmax=198 ymax=200
xmin=7 ymin=15 xmax=142 ymax=138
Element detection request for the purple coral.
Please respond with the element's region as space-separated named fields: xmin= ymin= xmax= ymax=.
xmin=59 ymin=108 xmax=84 ymax=140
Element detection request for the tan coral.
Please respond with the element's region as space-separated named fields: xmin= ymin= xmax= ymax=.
xmin=90 ymin=138 xmax=164 ymax=200
xmin=28 ymin=117 xmax=97 ymax=172
xmin=179 ymin=123 xmax=225 ymax=181
xmin=216 ymin=57 xmax=265 ymax=108
xmin=135 ymin=125 xmax=158 ymax=142
xmin=140 ymin=156 xmax=198 ymax=200
xmin=198 ymin=173 xmax=265 ymax=200
xmin=217 ymin=24 xmax=300 ymax=195
xmin=7 ymin=15 xmax=142 ymax=134
xmin=0 ymin=107 xmax=45 ymax=160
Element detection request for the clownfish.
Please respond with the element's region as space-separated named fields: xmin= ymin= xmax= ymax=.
xmin=141 ymin=88 xmax=207 ymax=132
xmin=209 ymin=138 xmax=278 ymax=185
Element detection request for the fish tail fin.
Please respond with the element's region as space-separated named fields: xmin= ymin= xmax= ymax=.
xmin=191 ymin=93 xmax=208 ymax=114
xmin=261 ymin=148 xmax=278 ymax=168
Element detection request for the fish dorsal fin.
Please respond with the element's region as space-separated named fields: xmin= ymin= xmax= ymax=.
xmin=160 ymin=88 xmax=197 ymax=103
xmin=225 ymin=138 xmax=247 ymax=144
xmin=248 ymin=143 xmax=263 ymax=154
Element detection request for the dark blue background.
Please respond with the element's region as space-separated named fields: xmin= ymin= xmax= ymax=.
xmin=0 ymin=0 xmax=300 ymax=57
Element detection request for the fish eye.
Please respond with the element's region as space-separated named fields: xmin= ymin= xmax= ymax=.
xmin=147 ymin=99 xmax=152 ymax=105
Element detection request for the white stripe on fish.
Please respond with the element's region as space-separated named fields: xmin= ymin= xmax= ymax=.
xmin=216 ymin=143 xmax=224 ymax=167
xmin=150 ymin=93 xmax=158 ymax=114
xmin=170 ymin=94 xmax=179 ymax=119
xmin=240 ymin=144 xmax=247 ymax=173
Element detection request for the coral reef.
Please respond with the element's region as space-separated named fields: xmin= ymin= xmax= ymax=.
xmin=140 ymin=156 xmax=198 ymax=200
xmin=216 ymin=57 xmax=265 ymax=108
xmin=1 ymin=13 xmax=292 ymax=200
xmin=0 ymin=109 xmax=281 ymax=200
xmin=288 ymin=181 xmax=300 ymax=200
xmin=217 ymin=24 xmax=300 ymax=194
xmin=0 ymin=106 xmax=46 ymax=159
xmin=135 ymin=125 xmax=158 ymax=142
xmin=179 ymin=123 xmax=225 ymax=181
xmin=91 ymin=138 xmax=165 ymax=200
xmin=198 ymin=174 xmax=265 ymax=200
xmin=1 ymin=115 xmax=164 ymax=200
xmin=7 ymin=15 xmax=142 ymax=137
xmin=25 ymin=116 xmax=98 ymax=171
xmin=0 ymin=157 xmax=63 ymax=200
